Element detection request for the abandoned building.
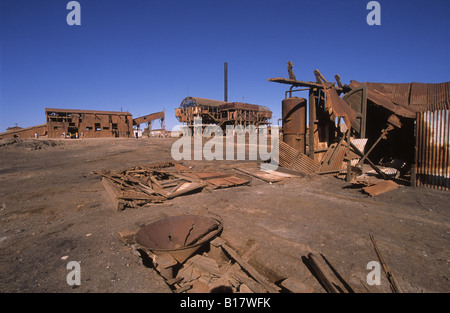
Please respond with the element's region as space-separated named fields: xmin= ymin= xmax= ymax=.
xmin=0 ymin=124 xmax=48 ymax=140
xmin=174 ymin=97 xmax=272 ymax=131
xmin=269 ymin=64 xmax=449 ymax=191
xmin=45 ymin=108 xmax=133 ymax=138
xmin=0 ymin=109 xmax=165 ymax=139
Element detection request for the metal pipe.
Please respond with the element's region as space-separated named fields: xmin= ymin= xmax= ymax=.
xmin=285 ymin=87 xmax=310 ymax=99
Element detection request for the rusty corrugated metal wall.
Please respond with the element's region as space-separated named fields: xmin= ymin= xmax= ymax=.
xmin=415 ymin=110 xmax=450 ymax=191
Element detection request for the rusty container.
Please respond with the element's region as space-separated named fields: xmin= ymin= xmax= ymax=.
xmin=282 ymin=97 xmax=307 ymax=153
xmin=134 ymin=215 xmax=223 ymax=264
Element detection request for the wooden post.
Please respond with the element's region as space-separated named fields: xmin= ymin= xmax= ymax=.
xmin=411 ymin=115 xmax=418 ymax=188
xmin=308 ymin=88 xmax=317 ymax=159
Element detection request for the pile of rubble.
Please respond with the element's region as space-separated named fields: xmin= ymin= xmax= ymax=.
xmin=96 ymin=162 xmax=250 ymax=211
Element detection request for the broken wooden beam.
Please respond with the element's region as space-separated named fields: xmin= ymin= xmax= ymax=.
xmin=209 ymin=238 xmax=260 ymax=291
xmin=349 ymin=141 xmax=388 ymax=180
xmin=307 ymin=253 xmax=340 ymax=293
xmin=101 ymin=177 xmax=126 ymax=211
xmin=220 ymin=243 xmax=280 ymax=293
xmin=369 ymin=234 xmax=403 ymax=293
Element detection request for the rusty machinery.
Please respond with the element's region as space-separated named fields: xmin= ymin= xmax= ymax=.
xmin=282 ymin=97 xmax=307 ymax=154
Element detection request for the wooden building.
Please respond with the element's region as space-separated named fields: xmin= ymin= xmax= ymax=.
xmin=175 ymin=97 xmax=272 ymax=131
xmin=45 ymin=108 xmax=133 ymax=138
xmin=0 ymin=108 xmax=168 ymax=140
xmin=0 ymin=124 xmax=47 ymax=140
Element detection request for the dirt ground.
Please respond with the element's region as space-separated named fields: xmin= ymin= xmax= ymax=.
xmin=0 ymin=137 xmax=449 ymax=293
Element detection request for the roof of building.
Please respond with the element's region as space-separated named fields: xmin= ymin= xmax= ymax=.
xmin=179 ymin=97 xmax=272 ymax=112
xmin=0 ymin=123 xmax=47 ymax=136
xmin=45 ymin=108 xmax=132 ymax=115
xmin=350 ymin=81 xmax=450 ymax=115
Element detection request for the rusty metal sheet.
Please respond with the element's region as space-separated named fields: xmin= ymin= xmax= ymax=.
xmin=349 ymin=81 xmax=416 ymax=118
xmin=351 ymin=81 xmax=450 ymax=114
xmin=363 ymin=180 xmax=400 ymax=196
xmin=343 ymin=86 xmax=367 ymax=138
xmin=365 ymin=82 xmax=411 ymax=107
xmin=277 ymin=141 xmax=320 ymax=174
xmin=133 ymin=111 xmax=165 ymax=126
xmin=416 ymin=110 xmax=450 ymax=191
xmin=322 ymin=83 xmax=356 ymax=127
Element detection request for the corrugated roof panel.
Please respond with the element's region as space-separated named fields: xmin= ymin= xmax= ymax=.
xmin=353 ymin=81 xmax=450 ymax=113
xmin=366 ymin=83 xmax=411 ymax=107
xmin=410 ymin=82 xmax=428 ymax=111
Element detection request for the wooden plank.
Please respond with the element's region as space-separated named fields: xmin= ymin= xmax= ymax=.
xmin=185 ymin=255 xmax=220 ymax=277
xmin=349 ymin=141 xmax=388 ymax=179
xmin=234 ymin=270 xmax=266 ymax=293
xmin=195 ymin=172 xmax=228 ymax=179
xmin=166 ymin=182 xmax=207 ymax=199
xmin=101 ymin=177 xmax=125 ymax=211
xmin=369 ymin=234 xmax=403 ymax=293
xmin=309 ymin=88 xmax=317 ymax=159
xmin=280 ymin=277 xmax=314 ymax=293
xmin=234 ymin=167 xmax=281 ymax=183
xmin=306 ymin=252 xmax=354 ymax=293
xmin=209 ymin=240 xmax=260 ymax=291
xmin=221 ymin=243 xmax=280 ymax=293
xmin=307 ymin=253 xmax=340 ymax=293
xmin=222 ymin=176 xmax=250 ymax=185
xmin=205 ymin=176 xmax=249 ymax=188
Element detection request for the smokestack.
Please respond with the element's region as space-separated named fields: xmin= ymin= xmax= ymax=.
xmin=224 ymin=62 xmax=228 ymax=102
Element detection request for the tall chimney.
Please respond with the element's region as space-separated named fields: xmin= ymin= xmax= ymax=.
xmin=224 ymin=62 xmax=228 ymax=102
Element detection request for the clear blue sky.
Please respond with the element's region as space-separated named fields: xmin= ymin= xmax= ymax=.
xmin=1 ymin=0 xmax=449 ymax=132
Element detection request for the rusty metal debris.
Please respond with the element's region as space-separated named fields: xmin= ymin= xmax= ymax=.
xmin=131 ymin=220 xmax=286 ymax=293
xmin=315 ymin=70 xmax=356 ymax=128
xmin=276 ymin=140 xmax=320 ymax=175
xmin=362 ymin=180 xmax=400 ymax=197
xmin=96 ymin=162 xmax=250 ymax=210
xmin=269 ymin=65 xmax=450 ymax=193
xmin=134 ymin=215 xmax=223 ymax=264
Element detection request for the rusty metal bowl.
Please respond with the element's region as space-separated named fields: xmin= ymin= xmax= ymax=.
xmin=134 ymin=215 xmax=223 ymax=264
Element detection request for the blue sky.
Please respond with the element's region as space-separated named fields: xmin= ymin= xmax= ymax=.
xmin=1 ymin=0 xmax=449 ymax=132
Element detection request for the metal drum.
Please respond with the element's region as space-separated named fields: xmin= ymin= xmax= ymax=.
xmin=282 ymin=97 xmax=307 ymax=153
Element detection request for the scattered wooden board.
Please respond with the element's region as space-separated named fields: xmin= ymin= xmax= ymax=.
xmin=234 ymin=167 xmax=294 ymax=183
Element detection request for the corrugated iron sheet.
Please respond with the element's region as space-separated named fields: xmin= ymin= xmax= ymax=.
xmin=277 ymin=140 xmax=320 ymax=174
xmin=416 ymin=110 xmax=450 ymax=191
xmin=358 ymin=82 xmax=450 ymax=113
xmin=349 ymin=81 xmax=416 ymax=118
xmin=366 ymin=82 xmax=411 ymax=107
